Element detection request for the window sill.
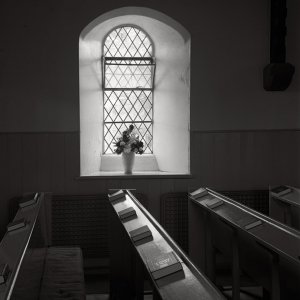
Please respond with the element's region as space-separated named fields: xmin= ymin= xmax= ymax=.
xmin=100 ymin=154 xmax=159 ymax=172
xmin=77 ymin=171 xmax=193 ymax=179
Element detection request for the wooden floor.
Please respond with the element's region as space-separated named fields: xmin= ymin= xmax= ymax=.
xmin=86 ymin=294 xmax=152 ymax=300
xmin=86 ymin=295 xmax=153 ymax=300
xmin=222 ymin=287 xmax=263 ymax=300
xmin=84 ymin=269 xmax=262 ymax=300
xmin=86 ymin=295 xmax=109 ymax=300
xmin=85 ymin=274 xmax=154 ymax=299
xmin=85 ymin=281 xmax=262 ymax=300
xmin=86 ymin=291 xmax=261 ymax=300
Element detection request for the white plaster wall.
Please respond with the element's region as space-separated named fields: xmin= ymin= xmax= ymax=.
xmin=153 ymin=25 xmax=190 ymax=173
xmin=79 ymin=8 xmax=190 ymax=175
xmin=79 ymin=40 xmax=103 ymax=175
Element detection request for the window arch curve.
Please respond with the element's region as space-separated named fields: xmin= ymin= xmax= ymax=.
xmin=102 ymin=25 xmax=155 ymax=154
xmin=103 ymin=25 xmax=154 ymax=57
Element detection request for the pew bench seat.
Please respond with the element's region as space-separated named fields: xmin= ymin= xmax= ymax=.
xmin=39 ymin=247 xmax=85 ymax=300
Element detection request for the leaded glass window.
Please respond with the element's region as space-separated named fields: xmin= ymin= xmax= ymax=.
xmin=102 ymin=26 xmax=155 ymax=154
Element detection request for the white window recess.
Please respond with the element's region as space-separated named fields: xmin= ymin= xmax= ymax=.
xmin=79 ymin=7 xmax=190 ymax=176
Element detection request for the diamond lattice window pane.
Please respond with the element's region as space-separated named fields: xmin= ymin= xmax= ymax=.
xmin=105 ymin=59 xmax=153 ymax=89
xmin=104 ymin=27 xmax=153 ymax=57
xmin=103 ymin=90 xmax=153 ymax=154
xmin=103 ymin=26 xmax=154 ymax=155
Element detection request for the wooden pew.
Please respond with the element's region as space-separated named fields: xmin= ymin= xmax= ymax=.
xmin=269 ymin=185 xmax=300 ymax=230
xmin=0 ymin=193 xmax=85 ymax=300
xmin=109 ymin=189 xmax=225 ymax=300
xmin=188 ymin=187 xmax=300 ymax=300
xmin=0 ymin=193 xmax=44 ymax=300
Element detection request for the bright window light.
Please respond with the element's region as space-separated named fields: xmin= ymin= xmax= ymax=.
xmin=102 ymin=26 xmax=155 ymax=154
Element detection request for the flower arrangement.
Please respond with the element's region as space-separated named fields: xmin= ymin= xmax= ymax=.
xmin=114 ymin=124 xmax=144 ymax=155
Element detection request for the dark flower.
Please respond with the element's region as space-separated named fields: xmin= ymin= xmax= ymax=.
xmin=113 ymin=124 xmax=144 ymax=155
xmin=115 ymin=147 xmax=122 ymax=154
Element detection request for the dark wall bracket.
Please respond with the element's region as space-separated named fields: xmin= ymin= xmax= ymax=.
xmin=264 ymin=0 xmax=295 ymax=91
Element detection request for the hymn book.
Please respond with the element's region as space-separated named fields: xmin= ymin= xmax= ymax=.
xmin=129 ymin=225 xmax=152 ymax=244
xmin=0 ymin=264 xmax=9 ymax=284
xmin=189 ymin=188 xmax=208 ymax=200
xmin=7 ymin=218 xmax=26 ymax=232
xmin=244 ymin=219 xmax=263 ymax=230
xmin=271 ymin=185 xmax=292 ymax=197
xmin=146 ymin=251 xmax=183 ymax=280
xmin=206 ymin=198 xmax=224 ymax=209
xmin=108 ymin=190 xmax=126 ymax=202
xmin=118 ymin=207 xmax=137 ymax=221
xmin=19 ymin=193 xmax=38 ymax=208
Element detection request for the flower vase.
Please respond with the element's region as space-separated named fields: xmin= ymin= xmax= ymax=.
xmin=122 ymin=151 xmax=135 ymax=174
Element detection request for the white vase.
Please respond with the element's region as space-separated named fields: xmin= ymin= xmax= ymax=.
xmin=122 ymin=151 xmax=135 ymax=174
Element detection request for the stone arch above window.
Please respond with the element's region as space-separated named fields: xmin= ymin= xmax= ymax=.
xmin=79 ymin=7 xmax=190 ymax=176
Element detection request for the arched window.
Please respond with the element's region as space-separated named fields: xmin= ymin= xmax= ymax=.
xmin=79 ymin=7 xmax=190 ymax=176
xmin=102 ymin=26 xmax=155 ymax=154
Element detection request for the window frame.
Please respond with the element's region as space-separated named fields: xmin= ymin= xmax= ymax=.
xmin=101 ymin=25 xmax=156 ymax=155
